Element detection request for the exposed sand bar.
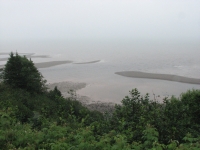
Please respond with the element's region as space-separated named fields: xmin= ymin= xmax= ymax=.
xmin=0 ymin=55 xmax=50 ymax=62
xmin=73 ymin=60 xmax=101 ymax=64
xmin=0 ymin=60 xmax=71 ymax=69
xmin=29 ymin=55 xmax=50 ymax=58
xmin=0 ymin=52 xmax=34 ymax=56
xmin=115 ymin=71 xmax=200 ymax=85
xmin=35 ymin=61 xmax=72 ymax=68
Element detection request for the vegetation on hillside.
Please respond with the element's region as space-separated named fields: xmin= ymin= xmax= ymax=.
xmin=0 ymin=53 xmax=200 ymax=149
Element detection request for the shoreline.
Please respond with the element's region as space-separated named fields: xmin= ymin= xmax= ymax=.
xmin=48 ymin=81 xmax=115 ymax=113
xmin=1 ymin=53 xmax=200 ymax=111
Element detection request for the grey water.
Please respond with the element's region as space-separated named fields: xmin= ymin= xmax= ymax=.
xmin=1 ymin=39 xmax=200 ymax=103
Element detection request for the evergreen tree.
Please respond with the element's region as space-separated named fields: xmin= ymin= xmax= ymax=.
xmin=0 ymin=52 xmax=46 ymax=93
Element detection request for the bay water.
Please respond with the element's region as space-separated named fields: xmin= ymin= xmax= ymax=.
xmin=1 ymin=39 xmax=200 ymax=103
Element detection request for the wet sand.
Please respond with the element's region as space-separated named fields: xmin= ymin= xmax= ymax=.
xmin=73 ymin=60 xmax=101 ymax=64
xmin=0 ymin=53 xmax=101 ymax=70
xmin=0 ymin=54 xmax=50 ymax=62
xmin=48 ymin=81 xmax=86 ymax=94
xmin=0 ymin=59 xmax=100 ymax=69
xmin=0 ymin=61 xmax=72 ymax=69
xmin=115 ymin=71 xmax=200 ymax=85
xmin=0 ymin=61 xmax=72 ymax=70
xmin=48 ymin=81 xmax=89 ymax=104
xmin=34 ymin=61 xmax=73 ymax=68
xmin=29 ymin=55 xmax=50 ymax=58
xmin=48 ymin=81 xmax=115 ymax=113
xmin=0 ymin=52 xmax=34 ymax=56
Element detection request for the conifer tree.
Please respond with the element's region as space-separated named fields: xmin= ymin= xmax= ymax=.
xmin=1 ymin=52 xmax=46 ymax=93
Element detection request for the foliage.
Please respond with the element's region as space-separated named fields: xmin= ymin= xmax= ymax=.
xmin=1 ymin=55 xmax=200 ymax=149
xmin=181 ymin=89 xmax=200 ymax=126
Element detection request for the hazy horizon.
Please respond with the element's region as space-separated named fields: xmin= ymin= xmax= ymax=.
xmin=0 ymin=0 xmax=200 ymax=42
xmin=1 ymin=1 xmax=200 ymax=103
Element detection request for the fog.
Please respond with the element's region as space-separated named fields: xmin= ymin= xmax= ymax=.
xmin=1 ymin=1 xmax=200 ymax=103
xmin=0 ymin=0 xmax=200 ymax=42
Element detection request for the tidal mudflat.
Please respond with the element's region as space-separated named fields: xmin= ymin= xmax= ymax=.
xmin=115 ymin=71 xmax=200 ymax=85
xmin=1 ymin=40 xmax=200 ymax=104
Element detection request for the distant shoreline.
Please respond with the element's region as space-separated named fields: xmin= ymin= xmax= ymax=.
xmin=115 ymin=71 xmax=200 ymax=85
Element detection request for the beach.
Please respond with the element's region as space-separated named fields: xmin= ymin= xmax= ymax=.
xmin=47 ymin=81 xmax=115 ymax=113
xmin=0 ymin=53 xmax=116 ymax=112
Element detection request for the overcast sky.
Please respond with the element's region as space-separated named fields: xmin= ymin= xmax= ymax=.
xmin=0 ymin=0 xmax=200 ymax=41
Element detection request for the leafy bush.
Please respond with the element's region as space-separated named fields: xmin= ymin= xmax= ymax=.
xmin=1 ymin=53 xmax=200 ymax=149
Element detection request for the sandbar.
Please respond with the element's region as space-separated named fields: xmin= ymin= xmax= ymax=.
xmin=0 ymin=55 xmax=50 ymax=62
xmin=0 ymin=52 xmax=34 ymax=56
xmin=28 ymin=55 xmax=50 ymax=58
xmin=34 ymin=61 xmax=72 ymax=68
xmin=0 ymin=61 xmax=72 ymax=69
xmin=73 ymin=60 xmax=100 ymax=64
xmin=115 ymin=71 xmax=200 ymax=85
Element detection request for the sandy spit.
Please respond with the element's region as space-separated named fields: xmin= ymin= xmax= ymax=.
xmin=34 ymin=61 xmax=72 ymax=68
xmin=0 ymin=55 xmax=50 ymax=62
xmin=0 ymin=61 xmax=72 ymax=69
xmin=73 ymin=60 xmax=101 ymax=64
xmin=115 ymin=71 xmax=200 ymax=85
xmin=0 ymin=52 xmax=34 ymax=56
xmin=28 ymin=55 xmax=50 ymax=58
